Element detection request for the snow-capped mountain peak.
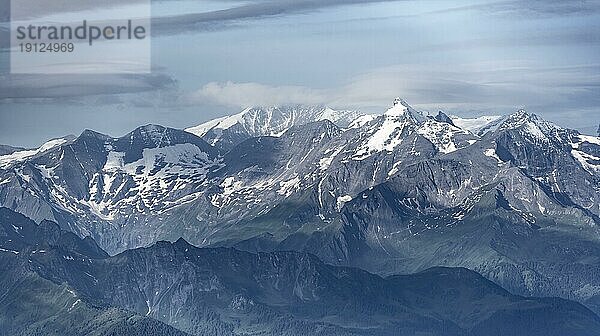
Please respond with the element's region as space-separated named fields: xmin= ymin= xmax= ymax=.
xmin=384 ymin=97 xmax=427 ymax=123
xmin=497 ymin=109 xmax=564 ymax=142
xmin=350 ymin=99 xmax=482 ymax=159
xmin=351 ymin=99 xmax=421 ymax=159
xmin=0 ymin=137 xmax=73 ymax=168
xmin=186 ymin=105 xmax=363 ymax=150
xmin=500 ymin=109 xmax=538 ymax=128
xmin=185 ymin=109 xmax=248 ymax=138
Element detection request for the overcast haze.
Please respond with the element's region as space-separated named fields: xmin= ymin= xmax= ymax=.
xmin=1 ymin=0 xmax=600 ymax=147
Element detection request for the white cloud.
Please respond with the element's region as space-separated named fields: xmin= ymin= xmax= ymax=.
xmin=187 ymin=81 xmax=330 ymax=108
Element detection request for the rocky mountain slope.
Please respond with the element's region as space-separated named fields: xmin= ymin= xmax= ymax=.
xmin=2 ymin=207 xmax=599 ymax=336
xmin=0 ymin=208 xmax=189 ymax=336
xmin=1 ymin=99 xmax=599 ymax=315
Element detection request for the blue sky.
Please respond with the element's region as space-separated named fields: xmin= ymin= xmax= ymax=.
xmin=1 ymin=0 xmax=600 ymax=147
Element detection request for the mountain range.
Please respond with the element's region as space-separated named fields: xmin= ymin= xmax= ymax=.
xmin=1 ymin=99 xmax=600 ymax=333
xmin=1 ymin=207 xmax=599 ymax=336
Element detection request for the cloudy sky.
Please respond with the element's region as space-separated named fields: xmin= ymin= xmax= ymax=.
xmin=1 ymin=0 xmax=599 ymax=147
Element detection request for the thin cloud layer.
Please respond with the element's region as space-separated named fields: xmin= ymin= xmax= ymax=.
xmin=0 ymin=73 xmax=176 ymax=100
xmin=152 ymin=0 xmax=402 ymax=35
xmin=428 ymin=0 xmax=600 ymax=18
xmin=188 ymin=81 xmax=329 ymax=107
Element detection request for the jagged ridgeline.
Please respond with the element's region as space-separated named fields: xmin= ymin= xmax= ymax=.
xmin=0 ymin=99 xmax=600 ymax=326
xmin=1 ymin=207 xmax=600 ymax=336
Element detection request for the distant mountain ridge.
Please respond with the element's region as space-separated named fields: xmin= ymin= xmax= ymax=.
xmin=185 ymin=105 xmax=362 ymax=150
xmin=0 ymin=144 xmax=25 ymax=156
xmin=1 ymin=207 xmax=599 ymax=336
xmin=0 ymin=207 xmax=189 ymax=336
xmin=1 ymin=98 xmax=600 ymax=317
